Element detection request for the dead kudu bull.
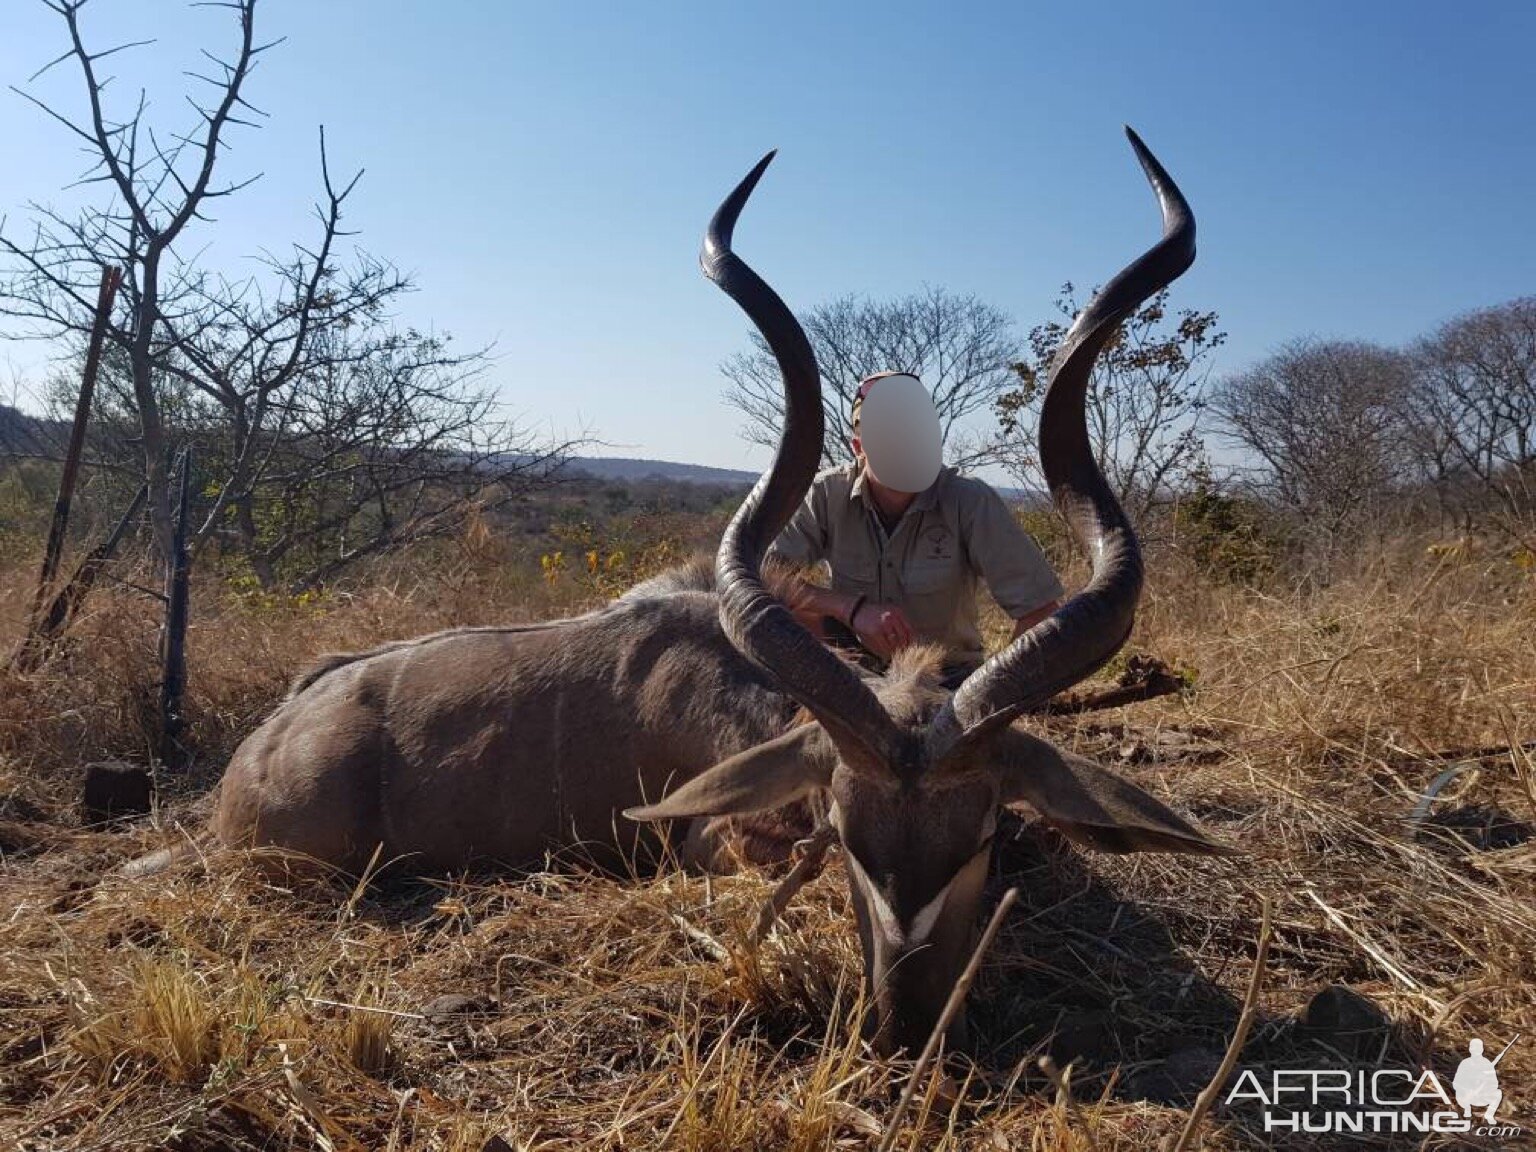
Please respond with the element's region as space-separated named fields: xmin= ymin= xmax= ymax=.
xmin=203 ymin=131 xmax=1230 ymax=1055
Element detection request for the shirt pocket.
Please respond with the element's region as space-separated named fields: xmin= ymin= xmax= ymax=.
xmin=829 ymin=549 xmax=880 ymax=597
xmin=897 ymin=557 xmax=964 ymax=646
xmin=902 ymin=557 xmax=957 ymax=595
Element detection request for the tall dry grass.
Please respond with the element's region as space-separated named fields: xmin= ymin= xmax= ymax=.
xmin=1 ymin=522 xmax=1533 ymax=1149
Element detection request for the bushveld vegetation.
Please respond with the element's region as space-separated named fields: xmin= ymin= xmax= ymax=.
xmin=0 ymin=472 xmax=1532 ymax=1149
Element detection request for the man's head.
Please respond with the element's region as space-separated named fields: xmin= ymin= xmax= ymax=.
xmin=1471 ymin=1039 xmax=1485 ymax=1057
xmin=851 ymin=372 xmax=942 ymax=494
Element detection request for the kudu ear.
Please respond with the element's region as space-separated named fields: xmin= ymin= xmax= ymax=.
xmin=624 ymin=725 xmax=832 ymax=822
xmin=995 ymin=730 xmax=1237 ymax=856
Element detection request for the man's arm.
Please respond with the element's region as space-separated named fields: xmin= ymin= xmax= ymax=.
xmin=767 ymin=471 xmax=915 ymax=657
xmin=780 ymin=576 xmax=915 ymax=658
xmin=782 ymin=579 xmax=860 ymax=635
xmin=963 ymin=481 xmax=1067 ymax=641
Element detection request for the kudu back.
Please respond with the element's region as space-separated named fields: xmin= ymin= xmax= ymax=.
xmin=211 ymin=134 xmax=1230 ymax=1056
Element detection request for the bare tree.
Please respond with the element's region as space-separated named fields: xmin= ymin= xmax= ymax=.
xmin=722 ymin=286 xmax=1022 ymax=469
xmin=995 ymin=285 xmax=1224 ymax=529
xmin=1 ymin=0 xmax=569 ymax=590
xmin=0 ymin=0 xmax=273 ymax=562
xmin=1401 ymin=297 xmax=1536 ymax=548
xmin=1210 ymin=337 xmax=1413 ymax=571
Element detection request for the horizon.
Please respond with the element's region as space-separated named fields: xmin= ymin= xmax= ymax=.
xmin=1 ymin=1 xmax=1533 ymax=484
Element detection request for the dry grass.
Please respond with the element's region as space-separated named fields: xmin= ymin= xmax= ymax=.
xmin=1 ymin=531 xmax=1533 ymax=1149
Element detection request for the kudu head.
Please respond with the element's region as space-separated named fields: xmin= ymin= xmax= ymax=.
xmin=630 ymin=132 xmax=1231 ymax=1057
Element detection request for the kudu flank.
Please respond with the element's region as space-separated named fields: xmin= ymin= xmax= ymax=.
xmin=208 ymin=131 xmax=1226 ymax=1057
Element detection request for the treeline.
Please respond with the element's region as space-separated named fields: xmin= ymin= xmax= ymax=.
xmin=1209 ymin=296 xmax=1536 ymax=574
xmin=726 ymin=283 xmax=1534 ymax=584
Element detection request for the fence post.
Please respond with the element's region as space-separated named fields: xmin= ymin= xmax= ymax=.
xmin=11 ymin=265 xmax=123 ymax=670
xmin=159 ymin=447 xmax=193 ymax=769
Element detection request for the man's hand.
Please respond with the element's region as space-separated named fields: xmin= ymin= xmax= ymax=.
xmin=1011 ymin=598 xmax=1061 ymax=640
xmin=852 ymin=601 xmax=915 ymax=658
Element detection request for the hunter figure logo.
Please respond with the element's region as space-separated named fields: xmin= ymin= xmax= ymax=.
xmin=1226 ymin=1034 xmax=1521 ymax=1139
xmin=920 ymin=524 xmax=954 ymax=561
xmin=1455 ymin=1037 xmax=1513 ymax=1124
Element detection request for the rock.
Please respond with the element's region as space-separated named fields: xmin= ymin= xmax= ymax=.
xmin=1126 ymin=1045 xmax=1224 ymax=1104
xmin=82 ymin=761 xmax=153 ymax=823
xmin=422 ymin=992 xmax=492 ymax=1022
xmin=1302 ymin=984 xmax=1393 ymax=1058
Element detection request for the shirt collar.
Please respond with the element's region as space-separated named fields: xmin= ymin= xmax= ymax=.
xmin=849 ymin=464 xmax=950 ymax=511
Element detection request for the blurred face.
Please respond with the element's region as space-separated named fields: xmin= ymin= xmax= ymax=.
xmin=852 ymin=373 xmax=942 ymax=494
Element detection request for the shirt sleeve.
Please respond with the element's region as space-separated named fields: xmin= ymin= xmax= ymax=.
xmin=767 ymin=475 xmax=828 ymax=566
xmin=963 ymin=484 xmax=1065 ymax=617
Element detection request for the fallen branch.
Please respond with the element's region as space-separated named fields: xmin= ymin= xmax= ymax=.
xmin=1167 ymin=894 xmax=1272 ymax=1152
xmin=877 ymin=886 xmax=1019 ymax=1152
xmin=1040 ymin=654 xmax=1188 ymax=716
xmin=751 ymin=823 xmax=837 ymax=945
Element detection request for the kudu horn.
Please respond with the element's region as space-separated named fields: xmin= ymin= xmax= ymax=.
xmin=929 ymin=127 xmax=1196 ymax=760
xmin=704 ymin=152 xmax=903 ymax=767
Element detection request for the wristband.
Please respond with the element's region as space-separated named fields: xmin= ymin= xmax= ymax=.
xmin=845 ymin=594 xmax=867 ymax=629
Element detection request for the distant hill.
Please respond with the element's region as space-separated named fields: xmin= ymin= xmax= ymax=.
xmin=0 ymin=403 xmax=760 ymax=487
xmin=566 ymin=456 xmax=757 ymax=487
xmin=0 ymin=403 xmax=1035 ymax=498
xmin=0 ymin=404 xmax=51 ymax=454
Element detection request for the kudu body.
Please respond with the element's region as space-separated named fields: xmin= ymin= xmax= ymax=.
xmin=214 ymin=564 xmax=799 ymax=872
xmin=213 ymin=132 xmax=1229 ymax=1055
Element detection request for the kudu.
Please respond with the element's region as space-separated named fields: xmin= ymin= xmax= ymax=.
xmin=210 ymin=129 xmax=1228 ymax=1056
xmin=626 ymin=129 xmax=1231 ymax=1053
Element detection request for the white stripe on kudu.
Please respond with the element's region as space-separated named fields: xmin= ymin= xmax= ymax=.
xmin=845 ymin=850 xmax=955 ymax=950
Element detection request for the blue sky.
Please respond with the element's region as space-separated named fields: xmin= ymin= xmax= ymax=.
xmin=1 ymin=1 xmax=1532 ymax=475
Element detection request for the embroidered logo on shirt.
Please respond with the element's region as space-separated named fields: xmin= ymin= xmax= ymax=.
xmin=921 ymin=525 xmax=954 ymax=560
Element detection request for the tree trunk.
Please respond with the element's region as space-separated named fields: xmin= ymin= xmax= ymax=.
xmin=130 ymin=257 xmax=176 ymax=568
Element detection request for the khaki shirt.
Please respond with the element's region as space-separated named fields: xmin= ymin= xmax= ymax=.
xmin=769 ymin=464 xmax=1064 ymax=664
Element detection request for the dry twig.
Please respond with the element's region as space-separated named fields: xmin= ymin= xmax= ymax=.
xmin=876 ymin=887 xmax=1020 ymax=1152
xmin=1167 ymin=894 xmax=1273 ymax=1152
